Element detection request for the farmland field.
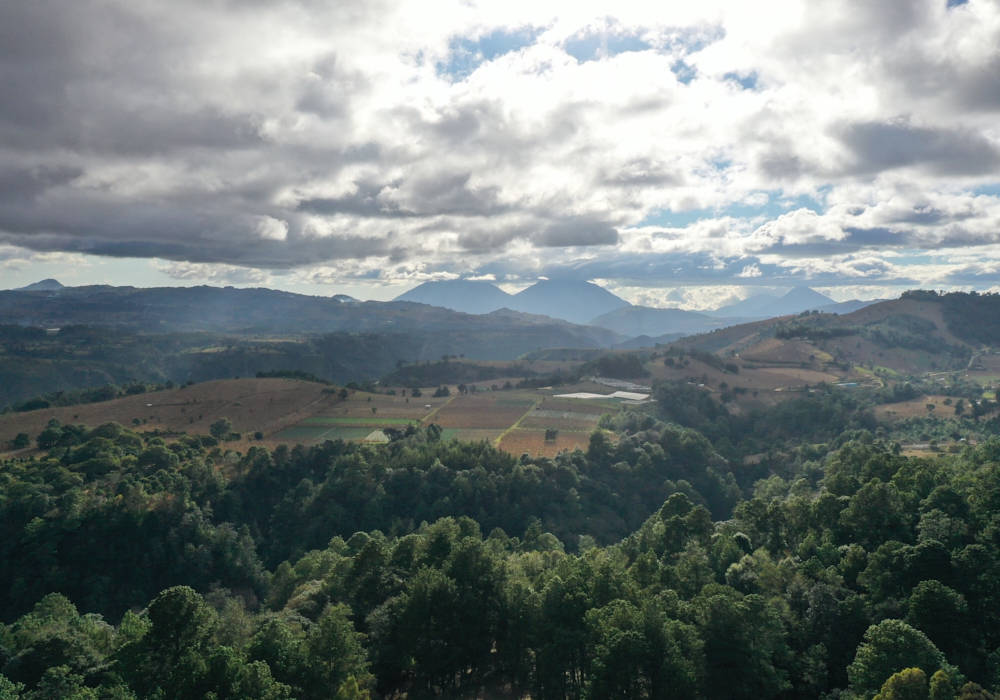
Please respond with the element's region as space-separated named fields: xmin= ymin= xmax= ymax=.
xmin=519 ymin=415 xmax=600 ymax=431
xmin=0 ymin=378 xmax=337 ymax=455
xmin=439 ymin=428 xmax=505 ymax=442
xmin=498 ymin=429 xmax=598 ymax=458
xmin=433 ymin=394 xmax=538 ymax=429
xmin=273 ymin=426 xmax=375 ymax=441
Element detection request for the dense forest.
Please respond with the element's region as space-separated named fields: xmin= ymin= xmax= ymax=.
xmin=4 ymin=380 xmax=1000 ymax=699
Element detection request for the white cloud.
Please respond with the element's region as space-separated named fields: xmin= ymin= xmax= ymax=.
xmin=2 ymin=0 xmax=1000 ymax=294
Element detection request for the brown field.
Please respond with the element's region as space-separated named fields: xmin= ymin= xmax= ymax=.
xmin=432 ymin=394 xmax=538 ymax=429
xmin=313 ymin=392 xmax=448 ymax=421
xmin=740 ymin=338 xmax=831 ymax=365
xmin=0 ymin=378 xmax=339 ymax=457
xmin=755 ymin=367 xmax=843 ymax=384
xmin=645 ymin=352 xmax=856 ymax=411
xmin=498 ymin=428 xmax=598 ymax=458
xmin=876 ymin=395 xmax=962 ymax=420
xmin=519 ymin=414 xmax=602 ymax=431
xmin=440 ymin=428 xmax=505 ymax=442
xmin=536 ymin=399 xmax=611 ymax=415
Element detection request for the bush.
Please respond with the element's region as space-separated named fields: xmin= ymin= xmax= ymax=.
xmin=15 ymin=398 xmax=50 ymax=412
xmin=591 ymin=354 xmax=650 ymax=379
xmin=209 ymin=417 xmax=233 ymax=440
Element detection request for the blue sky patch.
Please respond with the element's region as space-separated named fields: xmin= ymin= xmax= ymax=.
xmin=564 ymin=30 xmax=651 ymax=62
xmin=947 ymin=0 xmax=969 ymax=7
xmin=724 ymin=71 xmax=758 ymax=90
xmin=671 ymin=60 xmax=697 ymax=84
xmin=972 ymin=183 xmax=1000 ymax=197
xmin=638 ymin=191 xmax=826 ymax=228
xmin=437 ymin=27 xmax=541 ymax=80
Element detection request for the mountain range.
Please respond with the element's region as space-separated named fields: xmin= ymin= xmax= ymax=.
xmin=398 ymin=280 xmax=878 ymax=334
xmin=704 ymin=286 xmax=834 ymax=318
xmin=0 ymin=283 xmax=622 ymax=355
xmin=396 ymin=279 xmax=630 ymax=324
xmin=5 ymin=279 xmax=880 ymax=347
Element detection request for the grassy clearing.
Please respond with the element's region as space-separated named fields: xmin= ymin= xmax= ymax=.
xmin=272 ymin=426 xmax=377 ymax=441
xmin=498 ymin=429 xmax=595 ymax=458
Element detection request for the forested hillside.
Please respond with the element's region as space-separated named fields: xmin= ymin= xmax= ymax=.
xmin=0 ymin=325 xmax=599 ymax=409
xmin=4 ymin=391 xmax=1000 ymax=699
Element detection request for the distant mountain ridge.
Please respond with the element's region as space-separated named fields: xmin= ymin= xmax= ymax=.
xmin=704 ymin=286 xmax=837 ymax=318
xmin=396 ymin=279 xmax=630 ymax=324
xmin=395 ymin=280 xmax=514 ymax=315
xmin=588 ymin=306 xmax=740 ymax=338
xmin=507 ymin=280 xmax=630 ymax=324
xmin=16 ymin=279 xmax=65 ymax=292
xmin=0 ymin=284 xmax=624 ymax=356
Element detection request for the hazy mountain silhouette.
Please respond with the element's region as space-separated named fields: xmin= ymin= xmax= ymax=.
xmin=816 ymin=298 xmax=882 ymax=314
xmin=0 ymin=284 xmax=623 ymax=353
xmin=396 ymin=278 xmax=630 ymax=324
xmin=16 ymin=279 xmax=65 ymax=291
xmin=763 ymin=286 xmax=837 ymax=315
xmin=706 ymin=286 xmax=836 ymax=318
xmin=507 ymin=280 xmax=630 ymax=324
xmin=702 ymin=293 xmax=778 ymax=318
xmin=395 ymin=279 xmax=513 ymax=314
xmin=589 ymin=305 xmax=737 ymax=337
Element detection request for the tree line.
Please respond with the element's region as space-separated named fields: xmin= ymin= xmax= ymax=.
xmin=5 ymin=406 xmax=1000 ymax=697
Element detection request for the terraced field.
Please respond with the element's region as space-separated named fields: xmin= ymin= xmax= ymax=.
xmin=270 ymin=391 xmax=443 ymax=442
xmin=433 ymin=394 xmax=539 ymax=429
xmin=1 ymin=377 xmax=636 ymax=459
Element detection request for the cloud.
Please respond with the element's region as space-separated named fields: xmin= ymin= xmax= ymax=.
xmin=837 ymin=120 xmax=1000 ymax=176
xmin=2 ymin=0 xmax=1000 ymax=293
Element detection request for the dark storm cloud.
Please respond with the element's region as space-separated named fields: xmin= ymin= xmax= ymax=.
xmin=837 ymin=120 xmax=1000 ymax=176
xmin=533 ymin=219 xmax=619 ymax=247
xmin=0 ymin=165 xmax=83 ymax=203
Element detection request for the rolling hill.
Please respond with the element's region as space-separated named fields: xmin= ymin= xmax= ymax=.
xmin=668 ymin=292 xmax=993 ymax=378
xmin=0 ymin=284 xmax=625 ymax=342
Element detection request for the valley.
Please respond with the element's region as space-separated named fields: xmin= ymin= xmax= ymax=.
xmin=6 ymin=286 xmax=1000 ymax=700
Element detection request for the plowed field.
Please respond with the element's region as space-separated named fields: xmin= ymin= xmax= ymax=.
xmin=432 ymin=394 xmax=537 ymax=429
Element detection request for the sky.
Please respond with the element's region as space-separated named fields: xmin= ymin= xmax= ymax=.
xmin=3 ymin=0 xmax=1000 ymax=309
